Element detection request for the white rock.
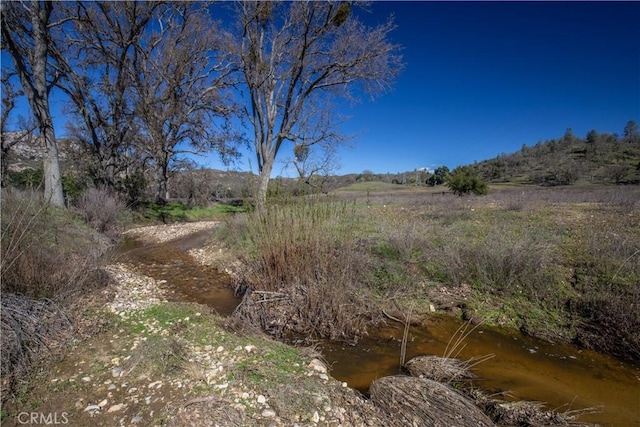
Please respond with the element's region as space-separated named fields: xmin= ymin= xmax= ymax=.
xmin=319 ymin=373 xmax=329 ymax=381
xmin=108 ymin=403 xmax=124 ymax=412
xmin=312 ymin=411 xmax=320 ymax=423
xmin=98 ymin=399 xmax=108 ymax=408
xmin=257 ymin=395 xmax=266 ymax=404
xmin=261 ymin=409 xmax=276 ymax=418
xmin=244 ymin=344 xmax=257 ymax=353
xmin=308 ymin=359 xmax=327 ymax=373
xmin=83 ymin=405 xmax=100 ymax=413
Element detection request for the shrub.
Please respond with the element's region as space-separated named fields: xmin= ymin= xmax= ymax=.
xmin=1 ymin=188 xmax=110 ymax=300
xmin=446 ymin=166 xmax=488 ymax=196
xmin=75 ymin=185 xmax=128 ymax=236
xmin=225 ymin=199 xmax=380 ymax=340
xmin=1 ymin=189 xmax=112 ymax=399
xmin=7 ymin=167 xmax=43 ymax=189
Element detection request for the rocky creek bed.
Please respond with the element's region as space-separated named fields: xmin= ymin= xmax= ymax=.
xmin=3 ymin=221 xmax=601 ymax=426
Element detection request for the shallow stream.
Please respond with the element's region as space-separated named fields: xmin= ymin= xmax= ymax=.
xmin=120 ymin=230 xmax=640 ymax=426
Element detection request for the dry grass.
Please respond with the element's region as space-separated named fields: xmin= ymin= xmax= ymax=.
xmin=225 ymin=198 xmax=381 ymax=340
xmin=1 ymin=188 xmax=113 ymax=401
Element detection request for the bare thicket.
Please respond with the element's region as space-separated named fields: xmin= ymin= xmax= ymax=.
xmin=75 ymin=185 xmax=127 ymax=237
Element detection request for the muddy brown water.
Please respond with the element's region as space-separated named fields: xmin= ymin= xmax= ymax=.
xmin=120 ymin=230 xmax=640 ymax=426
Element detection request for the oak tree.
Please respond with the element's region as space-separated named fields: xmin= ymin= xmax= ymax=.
xmin=229 ymin=1 xmax=402 ymax=211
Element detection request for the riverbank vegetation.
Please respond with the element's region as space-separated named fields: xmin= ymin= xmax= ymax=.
xmin=217 ymin=184 xmax=640 ymax=362
xmin=0 ymin=188 xmax=118 ymax=400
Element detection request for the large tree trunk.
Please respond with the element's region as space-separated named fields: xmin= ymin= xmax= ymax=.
xmin=29 ymin=1 xmax=64 ymax=207
xmin=40 ymin=116 xmax=64 ymax=206
xmin=255 ymin=157 xmax=274 ymax=214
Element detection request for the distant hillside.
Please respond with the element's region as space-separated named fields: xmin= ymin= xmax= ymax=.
xmin=475 ymin=127 xmax=640 ymax=185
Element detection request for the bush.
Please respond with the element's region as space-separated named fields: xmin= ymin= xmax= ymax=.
xmin=75 ymin=185 xmax=128 ymax=236
xmin=446 ymin=166 xmax=488 ymax=196
xmin=1 ymin=189 xmax=112 ymax=398
xmin=1 ymin=189 xmax=110 ymax=300
xmin=7 ymin=167 xmax=43 ymax=189
xmin=224 ymin=199 xmax=380 ymax=340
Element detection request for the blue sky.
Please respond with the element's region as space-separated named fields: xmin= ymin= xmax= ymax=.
xmin=320 ymin=1 xmax=640 ymax=175
xmin=4 ymin=2 xmax=639 ymax=177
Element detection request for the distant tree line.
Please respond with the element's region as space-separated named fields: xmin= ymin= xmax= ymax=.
xmin=476 ymin=121 xmax=640 ymax=186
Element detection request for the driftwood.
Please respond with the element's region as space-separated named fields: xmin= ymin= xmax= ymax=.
xmin=405 ymin=355 xmax=478 ymax=382
xmin=370 ymin=375 xmax=495 ymax=427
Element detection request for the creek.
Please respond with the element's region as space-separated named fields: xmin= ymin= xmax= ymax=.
xmin=120 ymin=229 xmax=640 ymax=426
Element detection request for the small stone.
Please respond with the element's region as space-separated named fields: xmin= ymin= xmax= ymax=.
xmin=82 ymin=376 xmax=91 ymax=382
xmin=429 ymin=304 xmax=436 ymax=312
xmin=244 ymin=344 xmax=257 ymax=353
xmin=308 ymin=359 xmax=327 ymax=373
xmin=98 ymin=399 xmax=108 ymax=408
xmin=319 ymin=373 xmax=329 ymax=381
xmin=312 ymin=411 xmax=320 ymax=423
xmin=261 ymin=409 xmax=276 ymax=418
xmin=216 ymin=346 xmax=224 ymax=353
xmin=112 ymin=367 xmax=123 ymax=378
xmin=108 ymin=384 xmax=116 ymax=390
xmin=342 ymin=382 xmax=348 ymax=388
xmin=108 ymin=403 xmax=124 ymax=412
xmin=257 ymin=395 xmax=266 ymax=404
xmin=148 ymin=381 xmax=162 ymax=389
xmin=83 ymin=405 xmax=101 ymax=413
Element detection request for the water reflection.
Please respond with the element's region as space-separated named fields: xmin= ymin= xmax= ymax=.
xmin=320 ymin=316 xmax=640 ymax=426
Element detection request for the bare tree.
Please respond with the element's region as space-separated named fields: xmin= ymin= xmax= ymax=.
xmin=229 ymin=1 xmax=402 ymax=211
xmin=53 ymin=1 xmax=161 ymax=193
xmin=131 ymin=2 xmax=238 ymax=204
xmin=1 ymin=0 xmax=66 ymax=206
